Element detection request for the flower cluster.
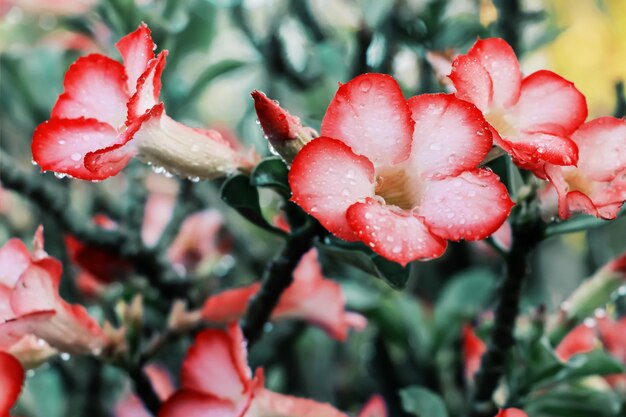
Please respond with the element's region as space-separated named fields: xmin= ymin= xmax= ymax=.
xmin=251 ymin=38 xmax=626 ymax=264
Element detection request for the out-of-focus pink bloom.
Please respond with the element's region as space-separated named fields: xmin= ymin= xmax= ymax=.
xmin=0 ymin=228 xmax=111 ymax=356
xmin=168 ymin=210 xmax=230 ymax=274
xmin=597 ymin=317 xmax=626 ymax=389
xmin=200 ymin=249 xmax=366 ymax=341
xmin=159 ymin=324 xmax=348 ymax=417
xmin=463 ymin=325 xmax=487 ymax=382
xmin=289 ymin=73 xmax=513 ymax=266
xmin=251 ymin=91 xmax=317 ymax=163
xmin=540 ymin=117 xmax=626 ymax=219
xmin=40 ymin=30 xmax=101 ymax=53
xmin=65 ymin=216 xmax=131 ymax=285
xmin=141 ymin=173 xmax=178 ymax=247
xmin=357 ymin=395 xmax=387 ymax=417
xmin=425 ymin=50 xmax=456 ymax=91
xmin=32 ymin=23 xmax=253 ymax=181
xmin=450 ymin=38 xmax=587 ymax=175
xmin=0 ymin=352 xmax=24 ymax=417
xmin=114 ymin=364 xmax=175 ymax=417
xmin=495 ymin=409 xmax=527 ymax=417
xmin=554 ymin=323 xmax=598 ymax=362
xmin=2 ymin=0 xmax=96 ymax=15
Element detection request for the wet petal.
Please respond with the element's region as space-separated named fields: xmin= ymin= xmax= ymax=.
xmin=32 ymin=117 xmax=123 ymax=180
xmin=321 ymin=73 xmax=413 ymax=166
xmin=289 ymin=137 xmax=375 ymax=241
xmin=116 ymin=23 xmax=155 ymax=96
xmin=407 ymin=93 xmax=492 ymax=179
xmin=419 ymin=170 xmax=513 ymax=242
xmin=51 ymin=54 xmax=129 ymax=127
xmin=346 ymin=198 xmax=447 ymax=266
xmin=449 ymin=54 xmax=493 ymax=113
xmin=127 ymin=51 xmax=167 ymax=122
xmin=512 ymin=70 xmax=587 ymax=137
xmin=573 ymin=117 xmax=626 ymax=182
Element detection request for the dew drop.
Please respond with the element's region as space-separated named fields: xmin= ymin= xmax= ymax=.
xmin=70 ymin=152 xmax=82 ymax=162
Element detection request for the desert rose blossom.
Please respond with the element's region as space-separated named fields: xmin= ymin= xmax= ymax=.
xmin=0 ymin=352 xmax=24 ymax=417
xmin=0 ymin=228 xmax=111 ymax=356
xmin=554 ymin=323 xmax=599 ymax=362
xmin=449 ymin=38 xmax=587 ymax=174
xmin=200 ymin=249 xmax=366 ymax=341
xmin=251 ymin=91 xmax=318 ymax=164
xmin=32 ymin=23 xmax=253 ymax=181
xmin=289 ymin=73 xmax=513 ymax=265
xmin=539 ymin=117 xmax=626 ymax=220
xmin=159 ymin=324 xmax=348 ymax=417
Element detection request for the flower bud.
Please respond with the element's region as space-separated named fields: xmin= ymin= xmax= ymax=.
xmin=251 ymin=90 xmax=317 ymax=164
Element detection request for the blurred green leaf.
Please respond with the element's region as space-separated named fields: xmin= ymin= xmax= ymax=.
xmin=183 ymin=59 xmax=247 ymax=104
xmin=220 ymin=174 xmax=287 ymax=236
xmin=523 ymin=387 xmax=622 ymax=417
xmin=316 ymin=238 xmax=411 ymax=289
xmin=434 ymin=268 xmax=496 ymax=335
xmin=400 ymin=386 xmax=449 ymax=417
xmin=250 ymin=157 xmax=290 ymax=197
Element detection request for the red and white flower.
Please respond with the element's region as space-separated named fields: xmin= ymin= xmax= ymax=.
xmin=159 ymin=324 xmax=348 ymax=417
xmin=251 ymin=90 xmax=317 ymax=164
xmin=539 ymin=117 xmax=626 ymax=219
xmin=200 ymin=249 xmax=366 ymax=341
xmin=0 ymin=228 xmax=111 ymax=356
xmin=32 ymin=23 xmax=253 ymax=181
xmin=289 ymin=73 xmax=513 ymax=265
xmin=450 ymin=38 xmax=587 ymax=173
xmin=0 ymin=352 xmax=23 ymax=417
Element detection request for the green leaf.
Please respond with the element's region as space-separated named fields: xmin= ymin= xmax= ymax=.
xmin=316 ymin=239 xmax=411 ymax=289
xmin=400 ymin=386 xmax=449 ymax=417
xmin=184 ymin=59 xmax=247 ymax=104
xmin=220 ymin=174 xmax=287 ymax=236
xmin=523 ymin=386 xmax=622 ymax=417
xmin=539 ymin=350 xmax=625 ymax=388
xmin=434 ymin=268 xmax=496 ymax=321
xmin=545 ymin=215 xmax=610 ymax=236
xmin=250 ymin=157 xmax=290 ymax=197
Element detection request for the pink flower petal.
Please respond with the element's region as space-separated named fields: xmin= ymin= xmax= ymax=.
xmin=51 ymin=54 xmax=129 ymax=128
xmin=419 ymin=170 xmax=514 ymax=242
xmin=158 ymin=391 xmax=245 ymax=417
xmin=460 ymin=38 xmax=522 ymax=109
xmin=114 ymin=393 xmax=152 ymax=417
xmin=252 ymin=388 xmax=348 ymax=417
xmin=321 ymin=73 xmax=413 ymax=166
xmin=127 ymin=51 xmax=167 ymax=122
xmin=201 ymin=284 xmax=260 ymax=323
xmin=463 ymin=325 xmax=486 ymax=381
xmin=10 ymin=263 xmax=108 ymax=355
xmin=512 ymin=70 xmax=587 ymax=138
xmin=346 ymin=198 xmax=447 ymax=266
xmin=555 ymin=324 xmax=598 ymax=362
xmin=495 ymin=409 xmax=528 ymax=417
xmin=271 ymin=249 xmax=366 ymax=341
xmin=289 ymin=137 xmax=375 ymax=241
xmin=32 ymin=117 xmax=123 ymax=180
xmin=167 ymin=210 xmax=225 ymax=271
xmin=181 ymin=325 xmax=251 ymax=404
xmin=573 ymin=117 xmax=626 ymax=182
xmin=0 ymin=239 xmax=32 ymax=288
xmin=0 ymin=352 xmax=24 ymax=417
xmin=0 ymin=311 xmax=56 ymax=351
xmin=503 ymin=132 xmax=578 ymax=167
xmin=449 ymin=54 xmax=493 ymax=113
xmin=357 ymin=395 xmax=387 ymax=417
xmin=116 ymin=23 xmax=155 ymax=96
xmin=407 ymin=93 xmax=492 ymax=179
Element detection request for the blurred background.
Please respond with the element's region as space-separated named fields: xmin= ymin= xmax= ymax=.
xmin=1 ymin=0 xmax=626 ymax=416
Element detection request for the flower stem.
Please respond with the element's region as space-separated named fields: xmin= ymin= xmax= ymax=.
xmin=242 ymin=220 xmax=324 ymax=346
xmin=469 ymin=220 xmax=543 ymax=417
